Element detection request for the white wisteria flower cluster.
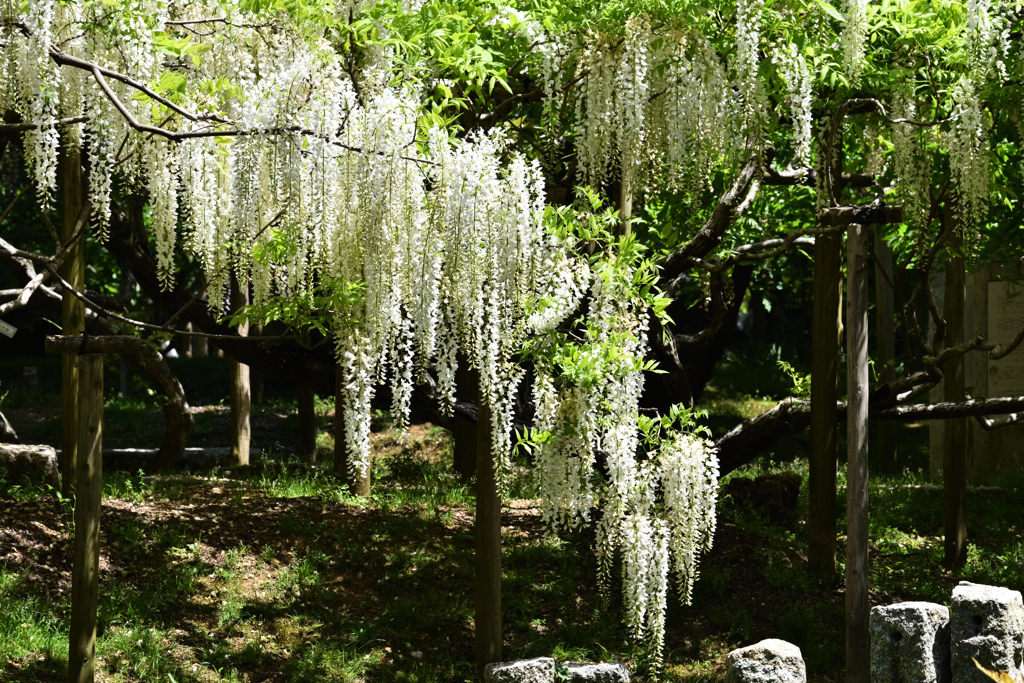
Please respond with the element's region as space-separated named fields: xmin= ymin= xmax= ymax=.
xmin=571 ymin=2 xmax=782 ymax=196
xmin=773 ymin=42 xmax=813 ymax=170
xmin=840 ymin=0 xmax=869 ymax=86
xmin=948 ymin=76 xmax=989 ymax=231
xmin=528 ymin=245 xmax=719 ymax=663
xmin=888 ymin=85 xmax=930 ymax=229
xmin=3 ymin=2 xmax=722 ymax=659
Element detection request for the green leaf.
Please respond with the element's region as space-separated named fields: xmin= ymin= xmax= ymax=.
xmin=812 ymin=0 xmax=847 ymax=23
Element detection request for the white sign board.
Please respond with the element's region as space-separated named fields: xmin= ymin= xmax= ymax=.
xmin=988 ymin=281 xmax=1024 ymax=397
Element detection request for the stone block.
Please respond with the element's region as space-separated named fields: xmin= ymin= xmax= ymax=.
xmin=0 ymin=444 xmax=59 ymax=488
xmin=725 ymin=639 xmax=806 ymax=683
xmin=952 ymin=582 xmax=1024 ymax=683
xmin=565 ymin=661 xmax=631 ymax=682
xmin=485 ymin=657 xmax=555 ymax=683
xmin=870 ymin=601 xmax=951 ymax=683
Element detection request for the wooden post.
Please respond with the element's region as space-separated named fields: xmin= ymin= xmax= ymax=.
xmin=229 ymin=277 xmax=250 ymax=466
xmin=298 ymin=384 xmax=317 ymax=460
xmin=474 ymin=396 xmax=502 ymax=670
xmin=874 ymin=233 xmax=898 ymax=474
xmin=298 ymin=334 xmax=317 ymax=461
xmin=59 ymin=143 xmax=85 ymax=498
xmin=68 ymin=353 xmax=103 ymax=683
xmin=808 ymin=230 xmax=842 ymax=574
xmin=334 ymin=366 xmax=370 ymax=495
xmin=943 ymin=215 xmax=968 ymax=570
xmin=846 ymin=223 xmax=870 ymax=683
xmin=618 ymin=174 xmax=633 ymax=237
xmin=453 ymin=361 xmax=479 ymax=483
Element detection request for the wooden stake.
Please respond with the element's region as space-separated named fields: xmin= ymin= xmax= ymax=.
xmin=59 ymin=142 xmax=85 ymax=499
xmin=68 ymin=353 xmax=102 ymax=683
xmin=334 ymin=366 xmax=370 ymax=495
xmin=846 ymin=223 xmax=870 ymax=683
xmin=618 ymin=173 xmax=633 ymax=237
xmin=874 ymin=233 xmax=898 ymax=473
xmin=229 ymin=277 xmax=250 ymax=466
xmin=809 ymin=230 xmax=842 ymax=574
xmin=453 ymin=361 xmax=479 ymax=483
xmin=943 ymin=215 xmax=967 ymax=570
xmin=298 ymin=383 xmax=317 ymax=461
xmin=474 ymin=396 xmax=502 ymax=671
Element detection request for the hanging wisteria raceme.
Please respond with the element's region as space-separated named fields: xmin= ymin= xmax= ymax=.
xmin=653 ymin=33 xmax=737 ymax=194
xmin=527 ymin=243 xmax=719 ymax=663
xmin=573 ymin=2 xmax=781 ymax=197
xmin=6 ymin=0 xmax=1007 ymax=670
xmin=734 ymin=0 xmax=769 ymax=149
xmin=14 ymin=0 xmax=60 ymax=205
xmin=888 ymin=85 xmax=931 ymax=230
xmin=840 ymin=0 xmax=869 ymax=85
xmin=965 ymin=0 xmax=1014 ymax=80
xmin=948 ymin=76 xmax=989 ymax=231
xmin=773 ymin=42 xmax=813 ymax=170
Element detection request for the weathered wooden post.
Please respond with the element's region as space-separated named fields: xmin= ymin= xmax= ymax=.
xmin=47 ymin=335 xmax=140 ymax=683
xmin=229 ymin=277 xmax=250 ymax=467
xmin=69 ymin=352 xmax=102 ymax=683
xmin=874 ymin=233 xmax=898 ymax=473
xmin=59 ymin=143 xmax=85 ymax=499
xmin=943 ymin=210 xmax=967 ymax=570
xmin=809 ymin=132 xmax=845 ymax=576
xmin=474 ymin=396 xmax=502 ymax=671
xmin=452 ymin=362 xmax=479 ymax=483
xmin=846 ymin=222 xmax=870 ymax=683
xmin=809 ymin=228 xmax=842 ymax=575
xmin=819 ymin=204 xmax=902 ymax=683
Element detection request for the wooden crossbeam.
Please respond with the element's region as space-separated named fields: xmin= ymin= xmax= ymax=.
xmin=817 ymin=204 xmax=903 ymax=226
xmin=45 ymin=335 xmax=143 ymax=355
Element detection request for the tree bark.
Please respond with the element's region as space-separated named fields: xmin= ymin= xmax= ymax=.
xmin=334 ymin=366 xmax=370 ymax=495
xmin=846 ymin=223 xmax=870 ymax=683
xmin=809 ymin=231 xmax=842 ymax=575
xmin=943 ymin=218 xmax=967 ymax=570
xmin=60 ymin=142 xmax=85 ymax=499
xmin=874 ymin=233 xmax=898 ymax=473
xmin=68 ymin=353 xmax=102 ymax=683
xmin=453 ymin=362 xmax=479 ymax=483
xmin=230 ymin=277 xmax=250 ymax=466
xmin=137 ymin=344 xmax=193 ymax=469
xmin=474 ymin=397 xmax=502 ymax=671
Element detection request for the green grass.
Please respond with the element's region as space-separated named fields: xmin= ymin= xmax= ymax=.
xmin=4 ymin=348 xmax=1024 ymax=681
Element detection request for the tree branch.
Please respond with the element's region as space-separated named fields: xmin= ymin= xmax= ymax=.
xmin=657 ymin=150 xmax=762 ymax=286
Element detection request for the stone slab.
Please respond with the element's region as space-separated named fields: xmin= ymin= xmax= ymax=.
xmin=725 ymin=639 xmax=806 ymax=683
xmin=484 ymin=657 xmax=555 ymax=683
xmin=565 ymin=661 xmax=631 ymax=682
xmin=870 ymin=601 xmax=951 ymax=683
xmin=952 ymin=582 xmax=1024 ymax=683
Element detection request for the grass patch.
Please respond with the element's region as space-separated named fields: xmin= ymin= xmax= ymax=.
xmin=3 ymin=349 xmax=1024 ymax=681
